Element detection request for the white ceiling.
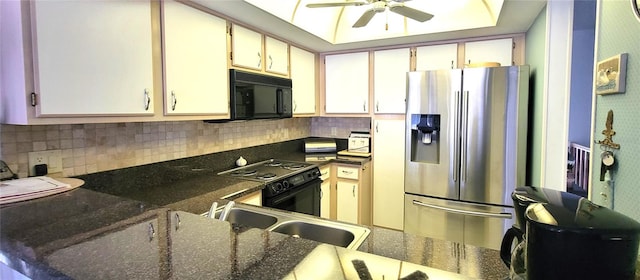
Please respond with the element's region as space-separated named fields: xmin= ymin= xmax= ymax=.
xmin=192 ymin=0 xmax=547 ymax=53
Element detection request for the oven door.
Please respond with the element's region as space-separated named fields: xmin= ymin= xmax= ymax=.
xmin=263 ymin=179 xmax=321 ymax=217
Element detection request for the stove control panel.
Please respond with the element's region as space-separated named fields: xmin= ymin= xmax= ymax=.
xmin=264 ymin=167 xmax=321 ymax=198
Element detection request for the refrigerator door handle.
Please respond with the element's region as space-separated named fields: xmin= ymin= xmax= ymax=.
xmin=412 ymin=200 xmax=512 ymax=219
xmin=453 ymin=90 xmax=461 ymax=182
xmin=460 ymin=90 xmax=470 ymax=182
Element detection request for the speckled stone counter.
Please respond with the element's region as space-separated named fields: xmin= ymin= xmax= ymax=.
xmin=0 ymin=188 xmax=508 ymax=280
xmin=1 ymin=138 xmax=511 ymax=279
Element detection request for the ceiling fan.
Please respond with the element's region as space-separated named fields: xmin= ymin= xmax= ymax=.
xmin=306 ymin=0 xmax=434 ymax=28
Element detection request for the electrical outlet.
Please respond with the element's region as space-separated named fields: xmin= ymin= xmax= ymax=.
xmin=28 ymin=150 xmax=62 ymax=176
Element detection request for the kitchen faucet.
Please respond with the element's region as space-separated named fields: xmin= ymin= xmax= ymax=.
xmin=218 ymin=201 xmax=235 ymax=222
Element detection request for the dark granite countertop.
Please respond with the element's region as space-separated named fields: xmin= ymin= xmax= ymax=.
xmin=0 ymin=187 xmax=508 ymax=280
xmin=1 ymin=139 xmax=510 ymax=279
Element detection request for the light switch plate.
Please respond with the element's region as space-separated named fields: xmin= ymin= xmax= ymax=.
xmin=28 ymin=150 xmax=62 ymax=176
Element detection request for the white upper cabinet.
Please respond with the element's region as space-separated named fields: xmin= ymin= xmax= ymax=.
xmin=231 ymin=24 xmax=263 ymax=71
xmin=264 ymin=36 xmax=289 ymax=75
xmin=464 ymin=38 xmax=513 ymax=67
xmin=415 ymin=43 xmax=458 ymax=71
xmin=373 ymin=48 xmax=410 ymax=114
xmin=162 ymin=1 xmax=228 ymax=116
xmin=324 ymin=52 xmax=369 ymax=114
xmin=290 ymin=46 xmax=316 ymax=115
xmin=32 ymin=0 xmax=154 ymax=116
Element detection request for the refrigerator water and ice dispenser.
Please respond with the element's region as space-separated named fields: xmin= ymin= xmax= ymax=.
xmin=410 ymin=114 xmax=440 ymax=164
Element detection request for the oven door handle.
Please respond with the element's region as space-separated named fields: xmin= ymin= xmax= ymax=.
xmin=270 ymin=180 xmax=320 ymax=205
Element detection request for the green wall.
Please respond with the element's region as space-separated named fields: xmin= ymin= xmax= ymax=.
xmin=591 ymin=0 xmax=640 ymax=222
xmin=525 ymin=6 xmax=547 ymax=187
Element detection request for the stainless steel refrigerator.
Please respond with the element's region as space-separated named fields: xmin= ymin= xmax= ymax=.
xmin=404 ymin=66 xmax=529 ymax=250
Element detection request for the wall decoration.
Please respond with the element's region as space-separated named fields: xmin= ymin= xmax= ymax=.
xmin=596 ymin=53 xmax=628 ymax=95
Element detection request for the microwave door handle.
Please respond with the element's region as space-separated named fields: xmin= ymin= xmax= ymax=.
xmin=276 ymin=88 xmax=284 ymax=114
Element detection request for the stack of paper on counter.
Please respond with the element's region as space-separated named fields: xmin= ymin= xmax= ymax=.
xmin=0 ymin=176 xmax=73 ymax=205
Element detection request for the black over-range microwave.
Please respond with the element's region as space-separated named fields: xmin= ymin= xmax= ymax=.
xmin=228 ymin=69 xmax=292 ymax=121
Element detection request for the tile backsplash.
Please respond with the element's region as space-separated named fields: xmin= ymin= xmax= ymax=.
xmin=0 ymin=118 xmax=311 ymax=178
xmin=0 ymin=117 xmax=370 ymax=178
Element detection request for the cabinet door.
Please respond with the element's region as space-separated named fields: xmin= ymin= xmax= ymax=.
xmin=290 ymin=46 xmax=316 ymax=115
xmin=265 ymin=36 xmax=289 ymax=75
xmin=464 ymin=38 xmax=513 ymax=67
xmin=372 ymin=119 xmax=405 ymax=230
xmin=231 ymin=24 xmax=263 ymax=70
xmin=32 ymin=0 xmax=154 ymax=116
xmin=415 ymin=43 xmax=458 ymax=71
xmin=163 ymin=1 xmax=228 ymax=115
xmin=324 ymin=52 xmax=369 ymax=113
xmin=373 ymin=48 xmax=410 ymax=114
xmin=337 ymin=181 xmax=359 ymax=224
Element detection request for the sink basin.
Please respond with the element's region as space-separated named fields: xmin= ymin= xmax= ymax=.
xmin=210 ymin=203 xmax=370 ymax=250
xmin=271 ymin=221 xmax=355 ymax=248
xmin=219 ymin=208 xmax=278 ymax=229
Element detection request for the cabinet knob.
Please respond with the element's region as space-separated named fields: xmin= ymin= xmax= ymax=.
xmin=352 ymin=185 xmax=356 ymax=197
xmin=148 ymin=222 xmax=155 ymax=242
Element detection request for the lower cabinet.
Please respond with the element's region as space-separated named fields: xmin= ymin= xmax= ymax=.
xmin=235 ymin=190 xmax=262 ymax=206
xmin=335 ymin=161 xmax=372 ymax=226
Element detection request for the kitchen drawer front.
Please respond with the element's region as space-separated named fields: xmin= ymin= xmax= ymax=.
xmin=319 ymin=165 xmax=331 ymax=181
xmin=337 ymin=166 xmax=359 ymax=180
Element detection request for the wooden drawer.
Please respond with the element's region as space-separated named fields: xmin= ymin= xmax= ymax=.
xmin=319 ymin=165 xmax=331 ymax=181
xmin=337 ymin=166 xmax=359 ymax=180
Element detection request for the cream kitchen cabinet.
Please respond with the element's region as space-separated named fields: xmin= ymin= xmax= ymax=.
xmin=319 ymin=164 xmax=332 ymax=219
xmin=373 ymin=48 xmax=410 ymax=114
xmin=372 ymin=119 xmax=405 ymax=230
xmin=2 ymin=0 xmax=154 ymax=122
xmin=234 ymin=190 xmax=262 ymax=206
xmin=162 ymin=1 xmax=228 ymax=116
xmin=324 ymin=52 xmax=369 ymax=114
xmin=265 ymin=36 xmax=289 ymax=75
xmin=231 ymin=24 xmax=264 ymax=71
xmin=290 ymin=46 xmax=317 ymax=115
xmin=464 ymin=38 xmax=513 ymax=67
xmin=415 ymin=43 xmax=458 ymax=71
xmin=335 ymin=161 xmax=372 ymax=225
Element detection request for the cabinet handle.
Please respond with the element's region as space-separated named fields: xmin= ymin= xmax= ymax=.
xmin=376 ymin=123 xmax=379 ymax=133
xmin=294 ymin=100 xmax=297 ymax=112
xmin=148 ymin=222 xmax=155 ymax=242
xmin=451 ymin=60 xmax=454 ymax=69
xmin=257 ymin=52 xmax=262 ymax=68
xmin=144 ymin=89 xmax=151 ymax=111
xmin=352 ymin=185 xmax=356 ymax=197
xmin=363 ymin=101 xmax=366 ymax=112
xmin=376 ymin=101 xmax=379 ymax=112
xmin=341 ymin=170 xmax=354 ymax=175
xmin=175 ymin=212 xmax=181 ymax=231
xmin=269 ymin=55 xmax=273 ymax=69
xmin=321 ymin=171 xmax=328 ymax=176
xmin=171 ymin=91 xmax=177 ymax=111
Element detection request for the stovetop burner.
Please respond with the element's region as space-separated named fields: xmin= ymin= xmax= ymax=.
xmin=256 ymin=173 xmax=277 ymax=180
xmin=264 ymin=161 xmax=283 ymax=167
xmin=230 ymin=169 xmax=258 ymax=177
xmin=282 ymin=163 xmax=306 ymax=170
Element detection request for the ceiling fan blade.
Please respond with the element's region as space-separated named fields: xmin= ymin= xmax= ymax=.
xmin=306 ymin=1 xmax=367 ymax=8
xmin=352 ymin=9 xmax=378 ymax=28
xmin=389 ymin=5 xmax=434 ymax=22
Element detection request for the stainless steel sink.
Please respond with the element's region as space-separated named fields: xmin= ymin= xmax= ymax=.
xmin=208 ymin=204 xmax=370 ymax=250
xmin=223 ymin=208 xmax=278 ymax=229
xmin=271 ymin=221 xmax=355 ymax=248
